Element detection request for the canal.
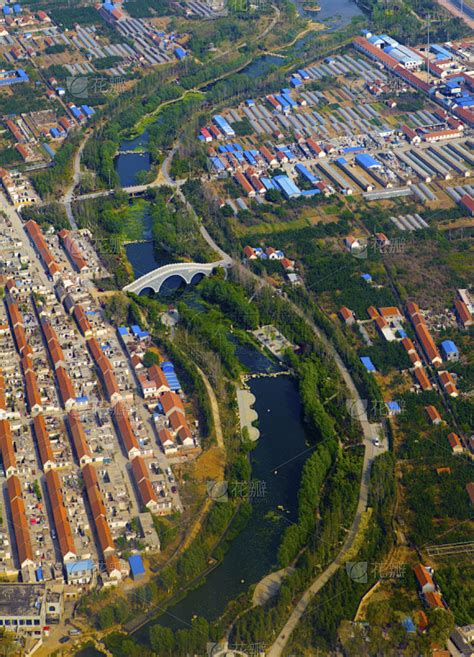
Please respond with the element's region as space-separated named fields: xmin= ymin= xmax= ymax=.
xmin=135 ymin=374 xmax=315 ymax=642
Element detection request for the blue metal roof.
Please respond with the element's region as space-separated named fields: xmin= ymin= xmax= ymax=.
xmin=355 ymin=153 xmax=382 ymax=169
xmin=81 ymin=104 xmax=94 ymax=117
xmin=295 ymin=163 xmax=317 ymax=183
xmin=431 ymin=44 xmax=452 ymax=59
xmin=164 ymin=372 xmax=180 ymax=391
xmin=282 ymin=94 xmax=297 ymax=107
xmin=118 ymin=326 xmax=128 ymax=336
xmin=387 ymin=401 xmax=401 ymax=412
xmin=129 ymin=554 xmax=145 ymax=576
xmin=402 ymin=617 xmax=416 ymax=633
xmin=360 ymin=356 xmax=376 ymax=372
xmin=260 ymin=177 xmax=275 ymax=190
xmin=441 ymin=339 xmax=458 ymax=353
xmin=66 ymin=559 xmax=94 ymax=574
xmin=361 ymin=273 xmax=372 ymax=281
xmin=210 ymin=157 xmax=225 ymax=171
xmin=273 ymin=175 xmax=301 ymax=198
xmin=275 ymin=95 xmax=290 ymax=109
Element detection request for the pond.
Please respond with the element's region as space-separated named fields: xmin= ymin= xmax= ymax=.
xmin=239 ymin=54 xmax=286 ymax=79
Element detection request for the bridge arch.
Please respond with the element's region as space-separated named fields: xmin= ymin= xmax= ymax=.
xmin=138 ymin=286 xmax=157 ymax=296
xmin=123 ymin=260 xmax=230 ymax=296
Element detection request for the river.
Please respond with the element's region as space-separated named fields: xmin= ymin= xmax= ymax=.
xmin=115 ymin=131 xmax=151 ymax=187
xmin=135 ymin=375 xmax=314 ymax=643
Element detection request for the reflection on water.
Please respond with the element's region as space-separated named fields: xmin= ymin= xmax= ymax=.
xmin=115 ymin=152 xmax=151 ymax=188
xmin=240 ymin=54 xmax=286 ymax=78
xmin=115 ymin=130 xmax=151 ymax=187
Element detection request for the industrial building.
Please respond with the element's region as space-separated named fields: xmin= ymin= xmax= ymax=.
xmin=0 ymin=69 xmax=28 ymax=86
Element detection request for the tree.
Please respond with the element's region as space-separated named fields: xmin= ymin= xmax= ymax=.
xmin=149 ymin=625 xmax=175 ymax=655
xmin=104 ymin=294 xmax=129 ymax=326
xmin=143 ymin=351 xmax=160 ymax=368
xmin=113 ymin=599 xmax=129 ymax=623
xmin=98 ymin=606 xmax=115 ymax=629
xmin=426 ymin=608 xmax=455 ymax=645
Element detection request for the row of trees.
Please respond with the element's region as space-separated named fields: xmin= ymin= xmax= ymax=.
xmin=32 ymin=131 xmax=83 ymax=199
xmin=199 ymin=277 xmax=259 ymax=330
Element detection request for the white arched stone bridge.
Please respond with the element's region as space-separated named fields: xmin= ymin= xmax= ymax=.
xmin=122 ymin=260 xmax=229 ymax=295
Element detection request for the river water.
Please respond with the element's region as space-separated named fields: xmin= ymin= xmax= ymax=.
xmin=114 ymin=131 xmax=151 ymax=187
xmin=135 ymin=375 xmax=314 ymax=642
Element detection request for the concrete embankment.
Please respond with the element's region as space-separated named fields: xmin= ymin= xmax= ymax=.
xmin=236 ymin=387 xmax=260 ymax=441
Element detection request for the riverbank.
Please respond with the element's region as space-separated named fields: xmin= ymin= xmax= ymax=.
xmin=131 ymin=375 xmax=313 ymax=644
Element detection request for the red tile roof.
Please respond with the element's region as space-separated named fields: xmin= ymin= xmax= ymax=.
xmin=0 ymin=419 xmax=16 ymax=474
xmin=160 ymin=391 xmax=184 ymax=416
xmin=33 ymin=414 xmax=55 ymax=468
xmin=7 ymin=475 xmax=33 ymax=566
xmin=454 ymin=299 xmax=473 ymax=326
xmin=425 ymin=405 xmax=441 ymax=424
xmin=67 ymin=411 xmax=92 ymax=463
xmin=413 ymin=564 xmax=434 ymax=589
xmin=113 ymin=402 xmax=139 ymax=455
xmin=414 ymin=367 xmax=432 ymax=391
xmin=56 ymin=366 xmax=76 ymax=407
xmin=45 ymin=469 xmax=76 ymax=559
xmin=447 ymin=432 xmax=462 ymax=451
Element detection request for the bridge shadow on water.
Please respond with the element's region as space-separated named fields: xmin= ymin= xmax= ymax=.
xmin=139 ymin=272 xmax=205 ymax=297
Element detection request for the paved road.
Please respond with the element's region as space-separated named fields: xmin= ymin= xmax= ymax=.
xmin=62 ymin=130 xmax=94 ymax=229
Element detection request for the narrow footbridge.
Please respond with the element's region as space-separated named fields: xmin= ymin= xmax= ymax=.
xmin=123 ymin=260 xmax=229 ymax=294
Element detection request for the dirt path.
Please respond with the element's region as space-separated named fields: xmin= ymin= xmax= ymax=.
xmin=195 ymin=363 xmax=225 ymax=450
